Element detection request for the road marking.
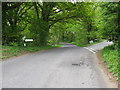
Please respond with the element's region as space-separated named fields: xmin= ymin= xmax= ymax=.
xmin=89 ymin=48 xmax=96 ymax=52
xmin=83 ymin=47 xmax=96 ymax=54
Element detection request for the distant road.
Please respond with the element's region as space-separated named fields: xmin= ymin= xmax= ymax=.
xmin=2 ymin=41 xmax=117 ymax=88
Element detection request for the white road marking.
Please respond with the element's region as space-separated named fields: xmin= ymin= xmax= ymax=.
xmin=83 ymin=47 xmax=96 ymax=54
xmin=90 ymin=48 xmax=96 ymax=52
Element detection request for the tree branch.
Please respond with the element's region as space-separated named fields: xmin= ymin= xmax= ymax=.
xmin=33 ymin=2 xmax=40 ymax=19
xmin=19 ymin=5 xmax=33 ymax=18
xmin=3 ymin=2 xmax=23 ymax=11
xmin=37 ymin=2 xmax=43 ymax=10
xmin=49 ymin=15 xmax=78 ymax=28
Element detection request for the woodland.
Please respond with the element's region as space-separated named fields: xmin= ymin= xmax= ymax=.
xmin=1 ymin=1 xmax=120 ymax=79
xmin=2 ymin=2 xmax=119 ymax=48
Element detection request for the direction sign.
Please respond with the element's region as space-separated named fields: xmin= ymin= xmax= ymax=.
xmin=25 ymin=39 xmax=33 ymax=42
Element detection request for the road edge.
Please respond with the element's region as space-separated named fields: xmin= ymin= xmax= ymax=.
xmin=95 ymin=50 xmax=118 ymax=88
xmin=2 ymin=46 xmax=59 ymax=61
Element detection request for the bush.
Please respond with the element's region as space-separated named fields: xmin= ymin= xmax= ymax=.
xmin=102 ymin=45 xmax=119 ymax=80
xmin=9 ymin=42 xmax=18 ymax=46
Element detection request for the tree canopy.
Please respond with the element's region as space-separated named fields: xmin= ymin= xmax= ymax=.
xmin=2 ymin=2 xmax=119 ymax=49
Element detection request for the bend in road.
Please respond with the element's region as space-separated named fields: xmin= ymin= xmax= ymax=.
xmin=2 ymin=41 xmax=117 ymax=88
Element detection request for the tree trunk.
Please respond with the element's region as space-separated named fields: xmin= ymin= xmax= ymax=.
xmin=40 ymin=2 xmax=53 ymax=46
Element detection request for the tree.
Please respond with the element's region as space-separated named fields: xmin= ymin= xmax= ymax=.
xmin=30 ymin=2 xmax=84 ymax=45
xmin=99 ymin=2 xmax=119 ymax=48
xmin=2 ymin=2 xmax=119 ymax=48
xmin=2 ymin=2 xmax=33 ymax=45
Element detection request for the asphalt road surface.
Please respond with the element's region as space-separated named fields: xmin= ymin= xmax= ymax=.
xmin=2 ymin=41 xmax=117 ymax=88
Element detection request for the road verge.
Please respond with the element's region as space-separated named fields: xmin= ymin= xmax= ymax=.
xmin=96 ymin=50 xmax=118 ymax=86
xmin=1 ymin=44 xmax=62 ymax=60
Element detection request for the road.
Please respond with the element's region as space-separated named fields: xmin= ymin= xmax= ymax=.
xmin=2 ymin=41 xmax=117 ymax=88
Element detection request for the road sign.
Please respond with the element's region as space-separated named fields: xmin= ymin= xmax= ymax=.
xmin=25 ymin=39 xmax=33 ymax=42
xmin=89 ymin=40 xmax=93 ymax=43
xmin=22 ymin=36 xmax=26 ymax=40
xmin=23 ymin=39 xmax=33 ymax=47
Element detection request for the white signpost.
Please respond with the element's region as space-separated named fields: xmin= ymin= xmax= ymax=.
xmin=22 ymin=36 xmax=33 ymax=46
xmin=89 ymin=40 xmax=93 ymax=43
xmin=25 ymin=39 xmax=33 ymax=42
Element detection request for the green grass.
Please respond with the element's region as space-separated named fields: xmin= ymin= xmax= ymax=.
xmin=1 ymin=44 xmax=62 ymax=59
xmin=102 ymin=45 xmax=119 ymax=80
xmin=1 ymin=46 xmax=20 ymax=59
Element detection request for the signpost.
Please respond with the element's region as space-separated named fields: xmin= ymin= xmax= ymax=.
xmin=89 ymin=40 xmax=93 ymax=43
xmin=25 ymin=39 xmax=33 ymax=42
xmin=22 ymin=36 xmax=33 ymax=46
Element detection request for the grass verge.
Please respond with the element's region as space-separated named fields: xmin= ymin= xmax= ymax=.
xmin=101 ymin=45 xmax=119 ymax=80
xmin=1 ymin=44 xmax=62 ymax=59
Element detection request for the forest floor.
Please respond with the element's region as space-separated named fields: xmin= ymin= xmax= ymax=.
xmin=2 ymin=41 xmax=118 ymax=88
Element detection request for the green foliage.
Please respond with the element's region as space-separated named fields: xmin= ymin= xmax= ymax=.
xmin=1 ymin=45 xmax=60 ymax=59
xmin=2 ymin=2 xmax=119 ymax=80
xmin=2 ymin=2 xmax=119 ymax=82
xmin=29 ymin=18 xmax=49 ymax=46
xmin=1 ymin=46 xmax=20 ymax=59
xmin=102 ymin=45 xmax=119 ymax=80
xmin=2 ymin=2 xmax=119 ymax=49
xmin=98 ymin=3 xmax=118 ymax=45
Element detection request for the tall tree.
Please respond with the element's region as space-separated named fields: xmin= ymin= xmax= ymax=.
xmin=2 ymin=2 xmax=33 ymax=45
